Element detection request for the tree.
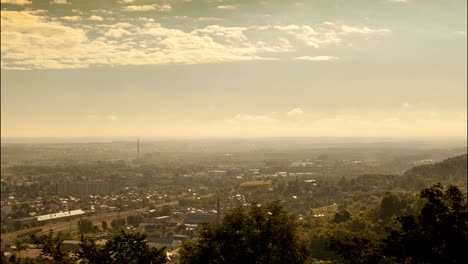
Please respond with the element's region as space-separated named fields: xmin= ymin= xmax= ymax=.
xmin=78 ymin=230 xmax=167 ymax=264
xmin=328 ymin=232 xmax=389 ymax=264
xmin=328 ymin=184 xmax=467 ymax=264
xmin=101 ymin=220 xmax=107 ymax=231
xmin=333 ymin=209 xmax=351 ymax=223
xmin=126 ymin=214 xmax=143 ymax=227
xmin=13 ymin=240 xmax=28 ymax=260
xmin=111 ymin=218 xmax=126 ymax=229
xmin=383 ymin=184 xmax=468 ymax=263
xmin=78 ymin=219 xmax=93 ymax=234
xmin=180 ymin=201 xmax=309 ymax=264
xmin=32 ymin=231 xmax=76 ymax=264
xmin=1 ymin=249 xmax=11 ymax=264
xmin=379 ymin=192 xmax=404 ymax=222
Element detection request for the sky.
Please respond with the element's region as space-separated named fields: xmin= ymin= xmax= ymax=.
xmin=1 ymin=0 xmax=466 ymax=138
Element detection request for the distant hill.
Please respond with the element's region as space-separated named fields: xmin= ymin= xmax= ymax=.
xmin=404 ymin=154 xmax=467 ymax=181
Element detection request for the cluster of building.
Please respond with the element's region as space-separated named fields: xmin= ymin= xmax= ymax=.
xmin=57 ymin=181 xmax=121 ymax=196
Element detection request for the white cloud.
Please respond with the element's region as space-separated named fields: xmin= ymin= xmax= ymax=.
xmin=272 ymin=25 xmax=325 ymax=48
xmin=226 ymin=114 xmax=276 ymax=124
xmin=51 ymin=0 xmax=70 ymax=4
xmin=0 ymin=0 xmax=31 ymax=5
xmin=107 ymin=115 xmax=118 ymax=121
xmin=265 ymin=23 xmax=389 ymax=49
xmin=154 ymin=4 xmax=172 ymax=12
xmin=124 ymin=4 xmax=171 ymax=12
xmin=340 ymin=25 xmax=391 ymax=34
xmin=104 ymin=28 xmax=131 ymax=38
xmin=217 ymin=5 xmax=238 ymax=10
xmin=198 ymin=17 xmax=221 ymax=22
xmin=98 ymin=22 xmax=133 ymax=29
xmin=88 ymin=15 xmax=104 ymax=21
xmin=287 ymin=108 xmax=304 ymax=116
xmin=124 ymin=5 xmax=156 ymax=11
xmin=71 ymin=9 xmax=83 ymax=14
xmin=119 ymin=0 xmax=136 ymax=3
xmin=0 ymin=11 xmax=391 ymax=70
xmin=295 ymin=56 xmax=338 ymax=61
xmin=61 ymin=16 xmax=81 ymax=21
xmin=138 ymin=17 xmax=155 ymax=22
xmin=1 ymin=11 xmax=89 ymax=69
xmin=90 ymin=9 xmax=115 ymax=14
xmin=0 ymin=11 xmax=279 ymax=69
xmin=192 ymin=25 xmax=248 ymax=42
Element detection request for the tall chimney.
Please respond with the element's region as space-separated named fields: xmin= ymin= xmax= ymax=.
xmin=216 ymin=197 xmax=220 ymax=223
xmin=137 ymin=139 xmax=140 ymax=158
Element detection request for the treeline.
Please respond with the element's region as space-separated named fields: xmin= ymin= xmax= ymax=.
xmin=2 ymin=230 xmax=167 ymax=264
xmin=328 ymin=183 xmax=467 ymax=263
xmin=178 ymin=184 xmax=467 ymax=264
xmin=404 ymin=154 xmax=467 ymax=180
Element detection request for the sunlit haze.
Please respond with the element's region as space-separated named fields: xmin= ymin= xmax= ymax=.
xmin=0 ymin=2 xmax=467 ymax=261
xmin=1 ymin=0 xmax=466 ymax=139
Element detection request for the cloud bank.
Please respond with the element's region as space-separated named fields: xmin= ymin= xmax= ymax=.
xmin=1 ymin=10 xmax=391 ymax=70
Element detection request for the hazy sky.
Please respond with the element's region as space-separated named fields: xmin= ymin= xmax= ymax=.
xmin=1 ymin=0 xmax=466 ymax=138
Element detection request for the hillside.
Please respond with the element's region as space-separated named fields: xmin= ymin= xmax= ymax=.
xmin=404 ymin=154 xmax=467 ymax=181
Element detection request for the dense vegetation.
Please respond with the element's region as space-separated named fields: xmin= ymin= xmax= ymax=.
xmin=3 ymin=182 xmax=466 ymax=264
xmin=78 ymin=231 xmax=166 ymax=264
xmin=404 ymin=154 xmax=467 ymax=181
xmin=2 ymin=230 xmax=166 ymax=264
xmin=329 ymin=184 xmax=467 ymax=263
xmin=180 ymin=201 xmax=308 ymax=264
xmin=1 ymin=143 xmax=466 ymax=263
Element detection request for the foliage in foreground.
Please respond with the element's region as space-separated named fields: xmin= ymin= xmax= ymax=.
xmin=180 ymin=201 xmax=309 ymax=264
xmin=79 ymin=230 xmax=166 ymax=264
xmin=30 ymin=230 xmax=166 ymax=264
xmin=329 ymin=184 xmax=468 ymax=264
xmin=8 ymin=183 xmax=467 ymax=264
xmin=32 ymin=231 xmax=76 ymax=264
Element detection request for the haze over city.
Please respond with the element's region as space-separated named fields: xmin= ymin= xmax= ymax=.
xmin=1 ymin=1 xmax=467 ymax=263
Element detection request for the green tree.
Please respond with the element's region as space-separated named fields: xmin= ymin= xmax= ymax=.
xmin=32 ymin=231 xmax=76 ymax=264
xmin=1 ymin=253 xmax=11 ymax=264
xmin=333 ymin=209 xmax=351 ymax=223
xmin=328 ymin=184 xmax=467 ymax=264
xmin=101 ymin=220 xmax=107 ymax=231
xmin=13 ymin=240 xmax=28 ymax=260
xmin=383 ymin=184 xmax=468 ymax=263
xmin=180 ymin=201 xmax=308 ymax=264
xmin=78 ymin=230 xmax=166 ymax=264
xmin=328 ymin=232 xmax=389 ymax=264
xmin=111 ymin=218 xmax=126 ymax=229
xmin=126 ymin=214 xmax=143 ymax=227
xmin=379 ymin=192 xmax=404 ymax=222
xmin=78 ymin=219 xmax=93 ymax=234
